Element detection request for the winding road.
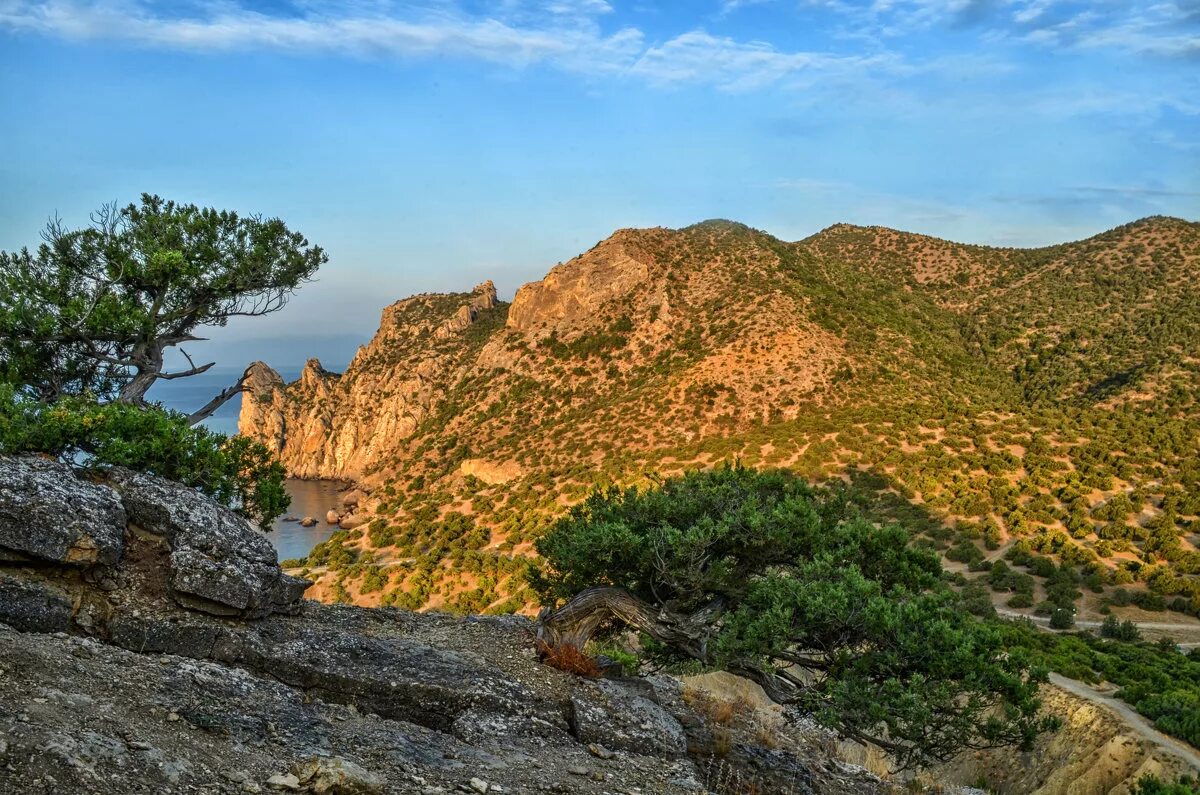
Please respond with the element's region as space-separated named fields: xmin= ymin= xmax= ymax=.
xmin=996 ymin=609 xmax=1200 ymax=649
xmin=1047 ymin=673 xmax=1200 ymax=772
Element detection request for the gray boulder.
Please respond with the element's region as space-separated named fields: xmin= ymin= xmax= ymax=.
xmin=570 ymin=679 xmax=687 ymax=757
xmin=0 ymin=574 xmax=73 ymax=633
xmin=0 ymin=455 xmax=125 ymax=568
xmin=106 ymin=468 xmax=309 ymax=618
xmin=291 ymin=756 xmax=385 ymax=794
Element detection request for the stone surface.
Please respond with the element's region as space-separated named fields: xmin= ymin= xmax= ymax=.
xmin=507 ymin=235 xmax=649 ymax=332
xmin=106 ymin=467 xmax=309 ymax=618
xmin=570 ymin=679 xmax=687 ymax=758
xmin=292 ymin=756 xmax=384 ymax=794
xmin=0 ymin=457 xmax=905 ymax=795
xmin=0 ymin=455 xmax=126 ymax=568
xmin=0 ymin=574 xmax=73 ymax=633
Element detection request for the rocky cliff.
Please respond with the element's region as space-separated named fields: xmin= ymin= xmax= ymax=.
xmin=239 ymin=281 xmax=501 ymax=482
xmin=234 ymin=218 xmax=1200 ymax=621
xmin=0 ymin=455 xmax=905 ymax=794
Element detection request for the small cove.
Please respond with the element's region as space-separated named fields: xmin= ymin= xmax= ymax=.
xmin=270 ymin=478 xmax=349 ymax=562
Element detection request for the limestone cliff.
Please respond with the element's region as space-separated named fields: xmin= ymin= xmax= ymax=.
xmin=239 ymin=280 xmax=502 ymax=481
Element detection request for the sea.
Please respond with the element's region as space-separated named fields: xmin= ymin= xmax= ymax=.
xmin=147 ymin=366 xmax=347 ymax=561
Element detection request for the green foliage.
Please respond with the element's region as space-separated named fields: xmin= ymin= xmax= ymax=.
xmin=0 ymin=194 xmax=325 ymax=404
xmin=1100 ymin=615 xmax=1142 ymax=642
xmin=0 ymin=385 xmax=287 ymax=529
xmin=997 ymin=619 xmax=1200 ymax=748
xmin=533 ymin=466 xmax=1054 ymax=768
xmin=1131 ymin=776 xmax=1200 ymax=795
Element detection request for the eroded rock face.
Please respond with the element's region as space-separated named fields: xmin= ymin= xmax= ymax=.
xmin=106 ymin=467 xmax=309 ymax=618
xmin=0 ymin=455 xmax=126 ymax=569
xmin=238 ymin=281 xmax=505 ymax=482
xmin=0 ymin=574 xmax=73 ymax=633
xmin=571 ymin=679 xmax=687 ymax=757
xmin=507 ymin=235 xmax=651 ymax=332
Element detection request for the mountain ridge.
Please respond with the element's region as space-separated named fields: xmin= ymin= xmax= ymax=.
xmin=239 ymin=216 xmax=1200 ymax=622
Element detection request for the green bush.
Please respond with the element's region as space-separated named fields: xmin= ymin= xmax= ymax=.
xmin=533 ymin=465 xmax=1055 ymax=768
xmin=0 ymin=386 xmax=287 ymax=529
xmin=1100 ymin=615 xmax=1142 ymax=642
xmin=1131 ymin=775 xmax=1200 ymax=795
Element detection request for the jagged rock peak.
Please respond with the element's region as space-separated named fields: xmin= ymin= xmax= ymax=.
xmin=507 ymin=233 xmax=652 ymax=332
xmin=299 ymin=357 xmax=339 ymax=389
xmin=472 ymin=280 xmax=497 ymax=309
xmin=244 ymin=360 xmax=283 ymax=391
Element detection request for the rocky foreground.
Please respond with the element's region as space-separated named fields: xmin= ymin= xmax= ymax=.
xmin=0 ymin=455 xmax=896 ymax=794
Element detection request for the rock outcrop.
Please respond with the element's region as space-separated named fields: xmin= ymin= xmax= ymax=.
xmin=0 ymin=455 xmax=900 ymax=794
xmin=239 ymin=281 xmax=505 ymax=481
xmin=506 ymin=234 xmax=652 ymax=332
xmin=0 ymin=456 xmax=126 ymax=569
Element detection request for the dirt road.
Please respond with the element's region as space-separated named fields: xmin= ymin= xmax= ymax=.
xmin=1047 ymin=673 xmax=1200 ymax=772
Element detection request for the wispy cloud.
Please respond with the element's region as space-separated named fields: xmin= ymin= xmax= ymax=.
xmin=0 ymin=0 xmax=892 ymax=89
xmin=629 ymin=30 xmax=890 ymax=91
xmin=1072 ymin=185 xmax=1200 ymax=199
xmin=803 ymin=0 xmax=1200 ymax=59
xmin=0 ymin=1 xmax=641 ymax=69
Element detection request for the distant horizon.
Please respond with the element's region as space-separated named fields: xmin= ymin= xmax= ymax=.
xmin=3 ymin=0 xmax=1197 ymax=366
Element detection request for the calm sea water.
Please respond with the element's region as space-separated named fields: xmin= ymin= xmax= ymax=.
xmin=148 ymin=366 xmax=344 ymax=560
xmin=271 ymin=478 xmax=348 ymax=561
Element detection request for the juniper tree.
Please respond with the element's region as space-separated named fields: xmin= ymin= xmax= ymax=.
xmin=532 ymin=465 xmax=1056 ymax=768
xmin=0 ymin=194 xmax=326 ymax=422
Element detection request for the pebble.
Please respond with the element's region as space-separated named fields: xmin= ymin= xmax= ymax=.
xmin=167 ymin=712 xmax=181 ymax=722
xmin=587 ymin=743 xmax=614 ymax=760
xmin=469 ymin=778 xmax=490 ymax=793
xmin=567 ymin=766 xmax=589 ymax=776
xmin=266 ymin=772 xmax=301 ymax=790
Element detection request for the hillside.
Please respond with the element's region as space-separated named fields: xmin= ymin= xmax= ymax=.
xmin=239 ymin=216 xmax=1200 ymax=625
xmin=6 ymin=454 xmax=1197 ymax=794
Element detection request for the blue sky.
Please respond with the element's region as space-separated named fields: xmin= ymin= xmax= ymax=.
xmin=1 ymin=0 xmax=1198 ymax=367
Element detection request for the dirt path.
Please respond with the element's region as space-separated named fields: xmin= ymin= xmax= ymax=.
xmin=997 ymin=609 xmax=1200 ymax=639
xmin=1047 ymin=673 xmax=1200 ymax=772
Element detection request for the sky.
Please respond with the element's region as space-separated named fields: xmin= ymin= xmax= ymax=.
xmin=1 ymin=0 xmax=1198 ymax=372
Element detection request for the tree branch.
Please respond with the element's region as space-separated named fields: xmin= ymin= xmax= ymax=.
xmin=186 ymin=366 xmax=252 ymax=426
xmin=535 ymin=586 xmax=723 ymax=663
xmin=158 ymin=361 xmax=215 ymax=380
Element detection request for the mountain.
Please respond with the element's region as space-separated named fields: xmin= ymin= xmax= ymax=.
xmin=239 ymin=217 xmax=1200 ymax=617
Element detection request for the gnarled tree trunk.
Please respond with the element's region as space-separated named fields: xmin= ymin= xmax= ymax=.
xmin=534 ymin=586 xmax=722 ymax=663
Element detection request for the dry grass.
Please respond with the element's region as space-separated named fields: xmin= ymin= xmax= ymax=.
xmin=698 ymin=757 xmax=807 ymax=795
xmin=534 ymin=639 xmax=602 ymax=678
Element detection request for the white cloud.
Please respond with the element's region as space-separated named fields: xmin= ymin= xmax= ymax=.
xmin=629 ymin=30 xmax=885 ymax=90
xmin=0 ymin=0 xmax=898 ymax=90
xmin=0 ymin=1 xmax=639 ymax=66
xmin=798 ymin=0 xmax=1200 ymax=58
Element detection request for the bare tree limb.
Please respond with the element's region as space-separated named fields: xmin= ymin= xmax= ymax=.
xmin=158 ymin=362 xmax=215 ymax=380
xmin=186 ymin=366 xmax=253 ymax=426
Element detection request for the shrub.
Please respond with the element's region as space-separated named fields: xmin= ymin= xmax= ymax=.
xmin=0 ymin=387 xmax=287 ymax=528
xmin=1131 ymin=775 xmax=1200 ymax=795
xmin=534 ymin=465 xmax=1055 ymax=768
xmin=1049 ymin=608 xmax=1075 ymax=629
xmin=1100 ymin=615 xmax=1142 ymax=642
